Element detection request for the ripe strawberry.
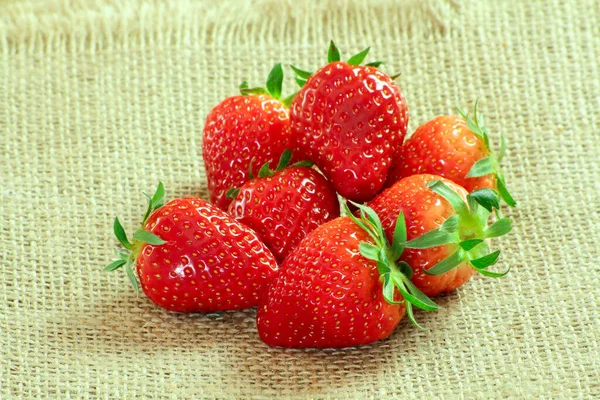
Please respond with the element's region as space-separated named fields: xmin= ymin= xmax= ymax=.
xmin=203 ymin=64 xmax=294 ymax=210
xmin=105 ymin=183 xmax=278 ymax=312
xmin=290 ymin=42 xmax=408 ymax=203
xmin=227 ymin=150 xmax=340 ymax=263
xmin=257 ymin=205 xmax=439 ymax=348
xmin=385 ymin=102 xmax=515 ymax=207
xmin=368 ymin=174 xmax=512 ymax=297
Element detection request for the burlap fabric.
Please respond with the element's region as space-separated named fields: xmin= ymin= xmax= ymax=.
xmin=1 ymin=0 xmax=599 ymax=398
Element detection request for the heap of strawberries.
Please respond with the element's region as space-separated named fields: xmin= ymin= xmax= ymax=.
xmin=106 ymin=42 xmax=515 ymax=348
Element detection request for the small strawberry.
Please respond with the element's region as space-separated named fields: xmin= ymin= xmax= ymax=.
xmin=385 ymin=102 xmax=516 ymax=207
xmin=105 ymin=183 xmax=278 ymax=312
xmin=257 ymin=204 xmax=439 ymax=348
xmin=227 ymin=150 xmax=340 ymax=263
xmin=290 ymin=41 xmax=408 ymax=203
xmin=368 ymin=174 xmax=511 ymax=297
xmin=203 ymin=63 xmax=294 ymax=210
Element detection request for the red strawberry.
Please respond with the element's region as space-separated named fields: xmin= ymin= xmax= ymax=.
xmin=105 ymin=183 xmax=278 ymax=313
xmin=290 ymin=42 xmax=408 ymax=203
xmin=385 ymin=103 xmax=515 ymax=207
xmin=203 ymin=64 xmax=294 ymax=210
xmin=257 ymin=206 xmax=439 ymax=348
xmin=227 ymin=150 xmax=340 ymax=263
xmin=368 ymin=174 xmax=512 ymax=297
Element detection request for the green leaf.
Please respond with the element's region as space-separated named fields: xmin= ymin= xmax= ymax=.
xmin=456 ymin=105 xmax=468 ymax=120
xmin=347 ymin=47 xmax=370 ymax=65
xmin=404 ymin=228 xmax=457 ymax=249
xmin=240 ymin=87 xmax=269 ymax=96
xmin=440 ymin=215 xmax=460 ymax=233
xmin=498 ymin=134 xmax=507 ymax=162
xmin=396 ymin=283 xmax=438 ymax=312
xmin=266 ymin=63 xmax=284 ymax=99
xmin=397 ymin=261 xmax=413 ymax=279
xmin=405 ymin=303 xmax=426 ymax=330
xmin=151 ymin=182 xmax=165 ymax=209
xmin=281 ymin=92 xmax=297 ymax=107
xmin=239 ymin=81 xmax=249 ymax=91
xmin=295 ymin=77 xmax=307 ymax=88
xmin=468 ymin=188 xmax=500 ymax=212
xmin=377 ymin=259 xmax=391 ymax=277
xmin=289 ymin=160 xmax=314 ymax=168
xmin=125 ymin=262 xmax=140 ymax=292
xmin=226 ymin=187 xmax=240 ymax=200
xmin=485 ymin=218 xmax=512 ymax=238
xmin=133 ymin=229 xmax=166 ymax=245
xmin=276 ymin=149 xmax=292 ymax=171
xmin=478 ymin=267 xmax=510 ymax=278
xmin=383 ymin=275 xmax=401 ymax=304
xmin=391 ymin=211 xmax=406 ymax=259
xmin=104 ymin=259 xmax=126 ymax=272
xmin=351 ymin=201 xmax=385 ymax=241
xmin=290 ymin=65 xmax=312 ymax=80
xmin=257 ymin=162 xmax=272 ymax=178
xmin=497 ymin=174 xmax=517 ymax=207
xmin=113 ymin=217 xmax=132 ymax=250
xmin=424 ymin=250 xmax=465 ymax=276
xmin=328 ymin=40 xmax=341 ymax=63
xmin=390 ymin=73 xmax=401 ymax=80
xmin=426 ymin=180 xmax=469 ymax=215
xmin=364 ymin=61 xmax=384 ymax=68
xmin=466 ymin=157 xmax=496 ymax=178
xmin=359 ymin=242 xmax=380 ymax=261
xmin=470 ymin=250 xmax=501 ymax=269
xmin=460 ymin=239 xmax=484 ymax=251
xmin=402 ymin=278 xmax=439 ymax=311
xmin=344 ymin=203 xmax=378 ymax=242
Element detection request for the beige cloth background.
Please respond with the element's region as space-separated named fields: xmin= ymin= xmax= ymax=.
xmin=1 ymin=0 xmax=599 ymax=398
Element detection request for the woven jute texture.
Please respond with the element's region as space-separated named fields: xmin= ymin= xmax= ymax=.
xmin=1 ymin=0 xmax=599 ymax=398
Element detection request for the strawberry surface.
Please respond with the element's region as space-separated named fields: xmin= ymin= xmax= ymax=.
xmin=369 ymin=174 xmax=511 ymax=297
xmin=228 ymin=165 xmax=339 ymax=263
xmin=290 ymin=61 xmax=408 ymax=203
xmin=106 ymin=184 xmax=279 ymax=313
xmin=203 ymin=94 xmax=291 ymax=210
xmin=257 ymin=217 xmax=405 ymax=348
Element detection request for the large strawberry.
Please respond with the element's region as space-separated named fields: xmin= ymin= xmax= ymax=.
xmin=257 ymin=205 xmax=439 ymax=348
xmin=227 ymin=150 xmax=340 ymax=263
xmin=368 ymin=174 xmax=511 ymax=297
xmin=385 ymin=102 xmax=515 ymax=207
xmin=203 ymin=64 xmax=294 ymax=210
xmin=289 ymin=42 xmax=408 ymax=203
xmin=105 ymin=183 xmax=278 ymax=312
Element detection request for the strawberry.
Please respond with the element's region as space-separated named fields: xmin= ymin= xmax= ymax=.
xmin=227 ymin=150 xmax=340 ymax=263
xmin=203 ymin=63 xmax=294 ymax=210
xmin=289 ymin=42 xmax=408 ymax=203
xmin=385 ymin=102 xmax=516 ymax=207
xmin=105 ymin=183 xmax=278 ymax=312
xmin=368 ymin=174 xmax=512 ymax=297
xmin=257 ymin=204 xmax=439 ymax=348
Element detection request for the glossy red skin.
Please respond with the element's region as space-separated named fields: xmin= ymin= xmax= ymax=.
xmin=228 ymin=167 xmax=340 ymax=263
xmin=385 ymin=116 xmax=495 ymax=192
xmin=290 ymin=62 xmax=408 ymax=203
xmin=203 ymin=94 xmax=292 ymax=210
xmin=257 ymin=217 xmax=405 ymax=348
xmin=368 ymin=174 xmax=475 ymax=296
xmin=136 ymin=198 xmax=278 ymax=312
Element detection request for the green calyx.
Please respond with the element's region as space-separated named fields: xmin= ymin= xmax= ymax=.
xmin=344 ymin=201 xmax=439 ymax=330
xmin=225 ymin=149 xmax=314 ymax=200
xmin=239 ymin=63 xmax=296 ymax=107
xmin=405 ymin=180 xmax=512 ymax=278
xmin=457 ymin=100 xmax=516 ymax=207
xmin=291 ymin=40 xmax=385 ymax=88
xmin=104 ymin=182 xmax=167 ymax=291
